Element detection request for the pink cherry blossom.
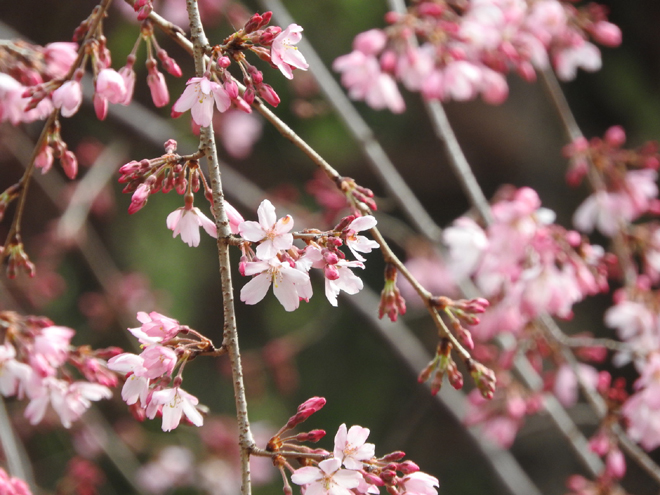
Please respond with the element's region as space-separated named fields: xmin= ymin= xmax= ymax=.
xmin=95 ymin=68 xmax=128 ymax=104
xmin=107 ymin=353 xmax=150 ymax=405
xmin=52 ymin=80 xmax=82 ymax=117
xmin=172 ymin=76 xmax=230 ymax=127
xmin=0 ymin=345 xmax=32 ymax=398
xmin=400 ymin=471 xmax=439 ymax=495
xmin=238 ymin=199 xmax=294 ymax=260
xmin=240 ymin=257 xmax=310 ymax=312
xmin=148 ymin=386 xmax=203 ymax=431
xmin=324 ymin=259 xmax=365 ymax=307
xmin=24 ymin=377 xmax=112 ymax=428
xmin=270 ymin=24 xmax=309 ymax=80
xmin=44 ymin=42 xmax=78 ymax=79
xmin=129 ymin=311 xmax=181 ymax=345
xmin=166 ymin=205 xmax=217 ymax=247
xmin=345 ymin=216 xmax=379 ymax=262
xmin=333 ymin=424 xmax=375 ymax=470
xmin=291 ymin=458 xmax=362 ymax=495
xmin=554 ymin=41 xmax=602 ymax=81
xmin=140 ymin=345 xmax=178 ymax=379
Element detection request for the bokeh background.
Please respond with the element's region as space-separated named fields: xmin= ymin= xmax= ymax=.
xmin=1 ymin=0 xmax=660 ymax=494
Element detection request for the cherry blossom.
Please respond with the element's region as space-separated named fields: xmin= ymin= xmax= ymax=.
xmin=291 ymin=458 xmax=362 ymax=495
xmin=95 ymin=68 xmax=128 ymax=105
xmin=52 ymin=80 xmax=83 ymax=117
xmin=128 ymin=311 xmax=181 ymax=345
xmin=322 ymin=259 xmax=365 ymax=307
xmin=334 ymin=424 xmax=375 ymax=470
xmin=400 ymin=471 xmax=439 ymax=495
xmin=344 ymin=216 xmax=379 ymax=262
xmin=166 ymin=204 xmax=217 ymax=247
xmin=238 ymin=199 xmax=294 ymax=260
xmin=147 ymin=386 xmax=204 ymax=431
xmin=270 ymin=24 xmax=309 ymax=80
xmin=24 ymin=377 xmax=112 ymax=428
xmin=107 ymin=353 xmax=150 ymax=405
xmin=240 ymin=257 xmax=310 ymax=312
xmin=172 ymin=75 xmax=230 ymax=127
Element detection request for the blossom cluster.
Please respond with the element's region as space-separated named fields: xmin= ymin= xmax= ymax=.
xmin=564 ymin=126 xmax=660 ymax=237
xmin=443 ymin=186 xmax=608 ymax=340
xmin=266 ymin=397 xmax=438 ymax=495
xmin=108 ymin=311 xmax=207 ymax=432
xmin=334 ymin=0 xmax=621 ymax=112
xmin=238 ymin=199 xmax=379 ymax=311
xmin=171 ymin=12 xmax=309 ymax=127
xmin=0 ymin=311 xmax=116 ymax=428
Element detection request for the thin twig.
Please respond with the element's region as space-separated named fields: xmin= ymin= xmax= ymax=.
xmin=184 ymin=2 xmax=254 ymax=494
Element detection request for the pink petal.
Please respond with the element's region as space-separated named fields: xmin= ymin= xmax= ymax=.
xmin=240 ymin=272 xmax=272 ymax=305
xmin=239 ymin=221 xmax=266 ymax=242
xmin=257 ymin=200 xmax=277 ymax=229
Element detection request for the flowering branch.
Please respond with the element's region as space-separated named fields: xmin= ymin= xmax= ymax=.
xmin=183 ymin=1 xmax=255 ymax=494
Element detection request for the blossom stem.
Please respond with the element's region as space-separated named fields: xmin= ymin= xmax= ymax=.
xmin=250 ymin=446 xmax=328 ymax=460
xmin=184 ymin=1 xmax=254 ymax=494
xmin=1 ymin=0 xmax=113 ymax=264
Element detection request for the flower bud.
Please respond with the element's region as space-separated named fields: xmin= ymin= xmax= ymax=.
xmin=61 ymin=150 xmax=78 ymax=179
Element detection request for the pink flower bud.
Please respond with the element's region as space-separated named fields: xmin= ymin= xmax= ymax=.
xmin=218 ymin=56 xmax=231 ymax=69
xmin=381 ymin=451 xmax=406 ymax=463
xmin=257 ymin=83 xmax=280 ymax=107
xmin=604 ymin=125 xmax=626 ymax=147
xmin=93 ymin=94 xmax=108 ymax=121
xmin=61 ymin=150 xmax=78 ymax=179
xmin=353 ymin=29 xmax=387 ymax=56
xmin=297 ymin=396 xmax=326 ymax=413
xmin=324 ymin=264 xmax=339 ymax=281
xmin=296 ymin=429 xmax=326 ymax=442
xmin=157 ymin=50 xmax=182 ymax=78
xmin=147 ymin=68 xmax=170 ymax=107
xmin=128 ymin=183 xmax=151 ymax=214
xmin=164 ymin=139 xmax=178 ymax=153
xmin=35 ymin=145 xmax=54 ymax=174
xmin=606 ymin=449 xmax=626 ymax=479
xmin=591 ymin=21 xmax=622 ymax=47
xmin=397 ymin=461 xmax=419 ymax=474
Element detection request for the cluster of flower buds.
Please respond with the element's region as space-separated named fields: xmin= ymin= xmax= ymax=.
xmin=430 ymin=296 xmax=489 ymax=350
xmin=0 ymin=40 xmax=78 ymax=125
xmin=117 ymin=19 xmax=182 ymax=111
xmin=418 ymin=339 xmax=464 ymax=395
xmin=266 ymin=397 xmax=439 ymax=495
xmin=238 ymin=200 xmax=379 ymax=311
xmin=108 ymin=311 xmax=214 ymax=431
xmin=379 ymin=263 xmax=407 ymax=322
xmin=0 ymin=311 xmax=117 ymax=428
xmin=333 ymin=0 xmax=622 ymax=112
xmin=3 ymin=241 xmax=36 ymax=279
xmin=119 ymin=139 xmax=245 ymax=247
xmin=170 ymin=12 xmax=309 ymax=127
xmin=119 ymin=139 xmax=199 ymax=214
xmin=35 ymin=118 xmax=78 ymax=177
xmin=337 ymin=176 xmax=377 ymax=213
xmin=564 ymin=125 xmax=660 ymax=237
